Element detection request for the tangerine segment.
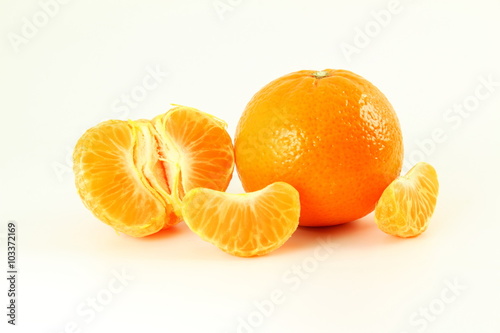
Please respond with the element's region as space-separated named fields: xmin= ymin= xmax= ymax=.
xmin=74 ymin=120 xmax=176 ymax=237
xmin=73 ymin=106 xmax=235 ymax=237
xmin=182 ymin=182 xmax=300 ymax=257
xmin=375 ymin=162 xmax=439 ymax=238
xmin=153 ymin=106 xmax=234 ymax=201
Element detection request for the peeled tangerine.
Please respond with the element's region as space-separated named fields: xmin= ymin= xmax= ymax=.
xmin=375 ymin=162 xmax=439 ymax=238
xmin=73 ymin=106 xmax=234 ymax=237
xmin=182 ymin=182 xmax=300 ymax=257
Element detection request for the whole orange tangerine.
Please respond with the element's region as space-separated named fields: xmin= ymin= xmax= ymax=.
xmin=234 ymin=69 xmax=403 ymax=226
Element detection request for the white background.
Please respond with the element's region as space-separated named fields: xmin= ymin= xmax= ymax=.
xmin=1 ymin=0 xmax=500 ymax=332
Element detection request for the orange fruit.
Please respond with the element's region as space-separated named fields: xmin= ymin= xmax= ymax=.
xmin=73 ymin=106 xmax=234 ymax=237
xmin=182 ymin=182 xmax=300 ymax=257
xmin=375 ymin=162 xmax=439 ymax=238
xmin=235 ymin=69 xmax=403 ymax=226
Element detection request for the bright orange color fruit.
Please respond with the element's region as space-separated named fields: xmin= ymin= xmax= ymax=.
xmin=73 ymin=106 xmax=234 ymax=237
xmin=375 ymin=162 xmax=439 ymax=238
xmin=235 ymin=69 xmax=404 ymax=227
xmin=182 ymin=182 xmax=300 ymax=257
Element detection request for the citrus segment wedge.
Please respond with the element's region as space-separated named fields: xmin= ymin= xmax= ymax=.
xmin=73 ymin=106 xmax=234 ymax=237
xmin=375 ymin=162 xmax=439 ymax=238
xmin=73 ymin=120 xmax=174 ymax=237
xmin=182 ymin=182 xmax=300 ymax=257
xmin=152 ymin=106 xmax=234 ymax=200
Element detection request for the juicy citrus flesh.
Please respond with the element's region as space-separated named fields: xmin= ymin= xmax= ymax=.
xmin=182 ymin=182 xmax=300 ymax=257
xmin=73 ymin=106 xmax=234 ymax=237
xmin=375 ymin=162 xmax=439 ymax=238
xmin=235 ymin=69 xmax=403 ymax=226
